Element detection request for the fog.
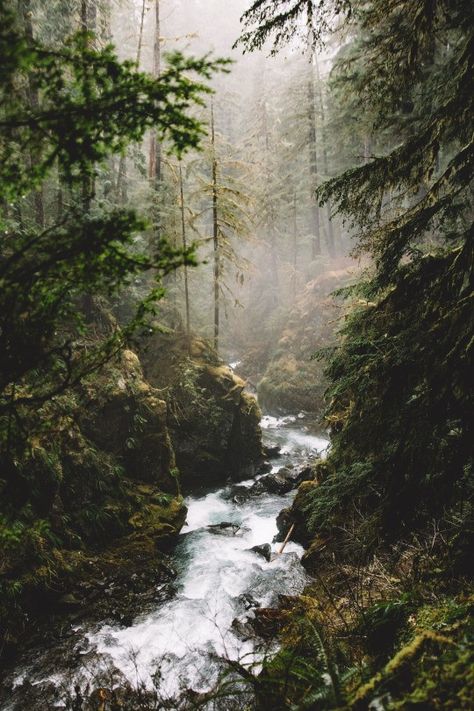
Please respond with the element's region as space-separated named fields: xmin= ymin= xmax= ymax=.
xmin=110 ymin=0 xmax=360 ymax=385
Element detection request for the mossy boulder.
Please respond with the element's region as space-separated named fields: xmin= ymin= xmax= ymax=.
xmin=79 ymin=349 xmax=176 ymax=492
xmin=0 ymin=347 xmax=186 ymax=660
xmin=140 ymin=334 xmax=264 ymax=486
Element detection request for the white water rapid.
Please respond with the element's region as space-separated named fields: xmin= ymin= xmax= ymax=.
xmin=1 ymin=415 xmax=329 ymax=710
xmin=85 ymin=416 xmax=328 ymax=697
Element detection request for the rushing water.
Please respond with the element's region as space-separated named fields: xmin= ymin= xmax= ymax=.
xmin=1 ymin=414 xmax=328 ymax=709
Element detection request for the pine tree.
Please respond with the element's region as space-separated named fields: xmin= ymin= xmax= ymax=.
xmin=238 ymin=0 xmax=474 ymax=540
xmin=0 ymin=0 xmax=223 ymax=425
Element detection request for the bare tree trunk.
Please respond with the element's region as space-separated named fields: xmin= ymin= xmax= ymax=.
xmin=307 ymin=58 xmax=321 ymax=259
xmin=80 ymin=0 xmax=87 ymax=30
xmin=136 ymin=0 xmax=146 ymax=67
xmin=314 ymin=55 xmax=335 ymax=258
xmin=116 ymin=0 xmax=146 ymax=206
xmin=80 ymin=0 xmax=94 ymax=211
xmin=293 ymin=190 xmax=298 ymax=301
xmin=148 ymin=0 xmax=162 ymax=241
xmin=22 ymin=0 xmax=44 ymax=227
xmin=261 ymin=95 xmax=280 ymax=299
xmin=211 ymin=103 xmax=219 ymax=354
xmin=179 ymin=163 xmax=191 ymax=348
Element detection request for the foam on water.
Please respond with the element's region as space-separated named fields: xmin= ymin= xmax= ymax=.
xmin=87 ymin=481 xmax=311 ymax=694
xmin=5 ymin=416 xmax=329 ymax=706
xmin=85 ymin=417 xmax=329 ymax=694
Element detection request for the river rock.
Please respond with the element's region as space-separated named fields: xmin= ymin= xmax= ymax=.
xmin=231 ymin=616 xmax=256 ymax=641
xmin=263 ymin=444 xmax=282 ymax=459
xmin=250 ymin=472 xmax=293 ymax=495
xmin=257 ymin=460 xmax=273 ymax=475
xmin=79 ymin=349 xmax=177 ymax=492
xmin=248 ymin=543 xmax=272 ymax=562
xmin=238 ymin=592 xmax=261 ymax=610
xmin=275 ymin=507 xmax=293 ymax=542
xmin=140 ymin=335 xmax=265 ymax=487
xmin=58 ymin=593 xmax=82 ymax=608
xmin=206 ymin=522 xmax=250 ymax=536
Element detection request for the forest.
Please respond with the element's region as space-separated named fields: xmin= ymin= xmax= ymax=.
xmin=0 ymin=0 xmax=472 ymax=709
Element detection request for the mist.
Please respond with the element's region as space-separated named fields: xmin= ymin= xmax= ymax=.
xmin=3 ymin=1 xmax=468 ymax=708
xmin=108 ymin=0 xmax=361 ymax=413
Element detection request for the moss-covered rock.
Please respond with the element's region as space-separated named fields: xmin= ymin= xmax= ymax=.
xmin=79 ymin=349 xmax=176 ymax=492
xmin=275 ymin=460 xmax=331 ymax=551
xmin=0 ymin=347 xmax=186 ymax=661
xmin=140 ymin=334 xmax=263 ymax=486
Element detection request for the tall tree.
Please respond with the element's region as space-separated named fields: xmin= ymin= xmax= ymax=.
xmin=0 ymin=0 xmax=224 ymax=421
xmin=239 ymin=0 xmax=474 ymax=539
xmin=307 ymin=46 xmax=321 ymax=258
xmin=149 ymin=0 xmax=162 ymax=242
xmin=211 ymin=102 xmax=220 ymax=351
xmin=179 ymin=162 xmax=191 ymax=343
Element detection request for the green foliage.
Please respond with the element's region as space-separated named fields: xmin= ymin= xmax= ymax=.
xmin=350 ymin=601 xmax=474 ymax=710
xmin=0 ymin=1 xmax=224 ymax=647
xmin=358 ymin=594 xmax=413 ymax=659
xmin=248 ymin=0 xmax=474 ymax=545
xmin=258 ymin=615 xmax=343 ymax=711
xmin=236 ymin=0 xmax=352 ymax=54
xmin=0 ymin=0 xmax=225 ymax=422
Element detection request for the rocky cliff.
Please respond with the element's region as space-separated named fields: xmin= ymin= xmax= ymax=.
xmin=140 ymin=334 xmax=264 ymax=487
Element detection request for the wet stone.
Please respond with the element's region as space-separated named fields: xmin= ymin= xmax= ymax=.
xmin=263 ymin=444 xmax=282 ymax=459
xmin=238 ymin=592 xmax=261 ymax=610
xmin=256 ymin=460 xmax=273 ymax=475
xmin=231 ymin=616 xmax=256 ymax=641
xmin=251 ymin=473 xmax=293 ymax=495
xmin=206 ymin=521 xmax=250 ymax=536
xmin=248 ymin=543 xmax=272 ymax=562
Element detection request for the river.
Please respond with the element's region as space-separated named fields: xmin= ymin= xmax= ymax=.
xmin=1 ymin=414 xmax=328 ymax=710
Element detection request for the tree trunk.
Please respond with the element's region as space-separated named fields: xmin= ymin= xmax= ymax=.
xmin=261 ymin=95 xmax=280 ymax=299
xmin=307 ymin=57 xmax=321 ymax=259
xmin=80 ymin=0 xmax=94 ymax=210
xmin=293 ymin=190 xmax=298 ymax=301
xmin=115 ymin=0 xmax=146 ymax=206
xmin=179 ymin=163 xmax=191 ymax=348
xmin=149 ymin=0 xmax=161 ymax=186
xmin=211 ymin=104 xmax=219 ymax=354
xmin=314 ymin=55 xmax=335 ymax=258
xmin=149 ymin=0 xmax=162 ymax=241
xmin=22 ymin=0 xmax=44 ymax=227
xmin=136 ymin=0 xmax=146 ymax=67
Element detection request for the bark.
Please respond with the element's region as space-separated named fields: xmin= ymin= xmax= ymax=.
xmin=261 ymin=95 xmax=280 ymax=299
xmin=179 ymin=163 xmax=191 ymax=347
xmin=307 ymin=57 xmax=321 ymax=259
xmin=136 ymin=0 xmax=146 ymax=68
xmin=116 ymin=0 xmax=146 ymax=205
xmin=149 ymin=0 xmax=162 ymax=187
xmin=314 ymin=55 xmax=335 ymax=257
xmin=148 ymin=0 xmax=162 ymax=241
xmin=293 ymin=190 xmax=298 ymax=300
xmin=22 ymin=0 xmax=44 ymax=227
xmin=79 ymin=0 xmax=94 ymax=210
xmin=211 ymin=104 xmax=220 ymax=354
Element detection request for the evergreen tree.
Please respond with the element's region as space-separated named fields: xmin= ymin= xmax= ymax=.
xmin=0 ymin=0 xmax=224 ymax=445
xmin=239 ymin=0 xmax=474 ymax=542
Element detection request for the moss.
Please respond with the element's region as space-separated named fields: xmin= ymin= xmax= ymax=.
xmin=0 ymin=346 xmax=185 ymax=659
xmin=256 ymin=268 xmax=356 ymax=414
xmin=128 ymin=495 xmax=187 ymax=536
xmin=140 ymin=335 xmax=263 ymax=485
xmin=350 ymin=597 xmax=474 ymax=710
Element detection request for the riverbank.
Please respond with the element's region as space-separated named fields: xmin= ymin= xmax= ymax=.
xmin=0 ymin=415 xmax=328 ymax=710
